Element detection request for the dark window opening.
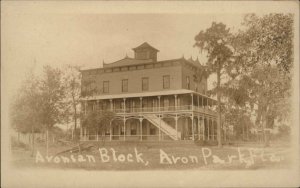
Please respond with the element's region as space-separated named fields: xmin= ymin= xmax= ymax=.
xmin=142 ymin=77 xmax=149 ymax=91
xmin=163 ymin=75 xmax=170 ymax=89
xmin=103 ymin=81 xmax=109 ymax=93
xmin=122 ymin=79 xmax=128 ymax=92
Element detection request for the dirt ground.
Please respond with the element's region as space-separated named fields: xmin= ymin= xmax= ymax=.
xmin=10 ymin=141 xmax=292 ymax=171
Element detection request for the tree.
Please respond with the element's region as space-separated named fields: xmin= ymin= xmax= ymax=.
xmin=10 ymin=68 xmax=43 ymax=156
xmin=194 ymin=22 xmax=234 ymax=147
xmin=231 ymin=13 xmax=293 ymax=146
xmin=63 ymin=65 xmax=81 ymax=140
xmin=81 ymin=108 xmax=115 ymax=142
xmin=39 ymin=65 xmax=66 ymax=154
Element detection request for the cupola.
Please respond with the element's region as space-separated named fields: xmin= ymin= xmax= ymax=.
xmin=132 ymin=42 xmax=159 ymax=62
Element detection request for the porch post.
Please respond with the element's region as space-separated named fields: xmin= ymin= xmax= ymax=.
xmin=158 ymin=96 xmax=161 ymax=141
xmin=140 ymin=97 xmax=143 ymax=112
xmin=198 ymin=116 xmax=200 ymax=140
xmin=139 ymin=118 xmax=143 ymax=141
xmin=110 ymin=120 xmax=112 ymax=141
xmin=197 ymin=95 xmax=200 ymax=111
xmin=123 ymin=98 xmax=126 ymax=141
xmin=123 ymin=98 xmax=126 ymax=113
xmin=211 ymin=119 xmax=215 ymax=140
xmin=110 ymin=99 xmax=113 ymax=111
xmin=158 ymin=96 xmax=161 ymax=112
xmin=119 ymin=121 xmax=121 ymax=140
xmin=191 ymin=114 xmax=194 ymax=140
xmin=175 ymin=115 xmax=178 ymax=140
xmin=174 ymin=94 xmax=177 ymax=110
xmin=207 ymin=118 xmax=210 ymax=140
xmin=123 ymin=117 xmax=126 ymax=141
xmin=159 ymin=115 xmax=161 ymax=141
xmin=202 ymin=117 xmax=205 ymax=141
xmin=191 ymin=94 xmax=194 ymax=111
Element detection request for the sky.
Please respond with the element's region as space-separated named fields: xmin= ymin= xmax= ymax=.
xmin=1 ymin=1 xmax=297 ymax=98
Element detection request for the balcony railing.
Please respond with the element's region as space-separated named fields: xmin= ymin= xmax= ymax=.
xmin=108 ymin=105 xmax=216 ymax=116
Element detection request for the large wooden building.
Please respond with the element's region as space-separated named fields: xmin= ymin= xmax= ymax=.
xmin=80 ymin=42 xmax=218 ymax=141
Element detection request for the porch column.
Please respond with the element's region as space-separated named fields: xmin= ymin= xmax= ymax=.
xmin=191 ymin=114 xmax=194 ymax=140
xmin=158 ymin=96 xmax=161 ymax=112
xmin=174 ymin=95 xmax=177 ymax=110
xmin=110 ymin=99 xmax=113 ymax=111
xmin=207 ymin=118 xmax=210 ymax=140
xmin=110 ymin=120 xmax=112 ymax=141
xmin=202 ymin=117 xmax=205 ymax=141
xmin=159 ymin=115 xmax=161 ymax=141
xmin=97 ymin=100 xmax=99 ymax=110
xmin=197 ymin=95 xmax=200 ymax=111
xmin=158 ymin=96 xmax=161 ymax=141
xmin=123 ymin=117 xmax=126 ymax=141
xmin=139 ymin=118 xmax=143 ymax=141
xmin=140 ymin=97 xmax=143 ymax=112
xmin=212 ymin=119 xmax=215 ymax=141
xmin=123 ymin=98 xmax=126 ymax=113
xmin=198 ymin=116 xmax=200 ymax=140
xmin=191 ymin=94 xmax=194 ymax=111
xmin=123 ymin=98 xmax=126 ymax=141
xmin=175 ymin=115 xmax=178 ymax=140
xmin=119 ymin=121 xmax=121 ymax=140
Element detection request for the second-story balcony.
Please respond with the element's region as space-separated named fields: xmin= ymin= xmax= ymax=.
xmin=110 ymin=105 xmax=216 ymax=117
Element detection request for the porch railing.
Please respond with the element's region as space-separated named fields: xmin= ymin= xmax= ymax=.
xmin=109 ymin=105 xmax=216 ymax=116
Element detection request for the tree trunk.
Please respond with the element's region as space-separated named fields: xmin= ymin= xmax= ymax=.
xmin=73 ymin=102 xmax=77 ymax=140
xmin=72 ymin=93 xmax=78 ymax=141
xmin=31 ymin=126 xmax=34 ymax=157
xmin=46 ymin=129 xmax=49 ymax=156
xmin=262 ymin=109 xmax=270 ymax=147
xmin=242 ymin=123 xmax=245 ymax=141
xmin=217 ymin=60 xmax=222 ymax=148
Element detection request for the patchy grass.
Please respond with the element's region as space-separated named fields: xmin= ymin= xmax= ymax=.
xmin=11 ymin=141 xmax=292 ymax=170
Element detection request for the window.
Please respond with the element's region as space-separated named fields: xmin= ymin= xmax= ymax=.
xmin=142 ymin=77 xmax=149 ymax=91
xmin=120 ymin=125 xmax=125 ymax=135
xmin=163 ymin=75 xmax=170 ymax=89
xmin=150 ymin=124 xmax=156 ymax=135
xmin=122 ymin=79 xmax=128 ymax=92
xmin=103 ymin=81 xmax=109 ymax=93
xmin=130 ymin=123 xmax=137 ymax=135
xmin=186 ymin=76 xmax=190 ymax=89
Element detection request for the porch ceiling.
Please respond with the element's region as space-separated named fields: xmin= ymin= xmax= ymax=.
xmin=81 ymin=89 xmax=217 ymax=102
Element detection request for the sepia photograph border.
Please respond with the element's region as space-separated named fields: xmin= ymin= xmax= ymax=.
xmin=1 ymin=1 xmax=299 ymax=187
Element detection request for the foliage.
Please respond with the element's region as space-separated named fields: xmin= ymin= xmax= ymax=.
xmin=240 ymin=13 xmax=294 ymax=73
xmin=63 ymin=65 xmax=81 ymax=139
xmin=233 ymin=14 xmax=293 ymax=127
xmin=81 ymin=109 xmax=115 ymax=134
xmin=194 ymin=22 xmax=234 ymax=74
xmin=10 ymin=70 xmax=43 ymax=133
xmin=39 ymin=65 xmax=66 ymax=130
xmin=222 ymin=13 xmax=293 ymax=145
xmin=195 ymin=14 xmax=293 ymax=144
xmin=11 ymin=65 xmax=66 ymax=134
xmin=194 ymin=22 xmax=234 ymax=146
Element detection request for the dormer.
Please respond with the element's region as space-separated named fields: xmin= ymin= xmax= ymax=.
xmin=132 ymin=42 xmax=159 ymax=62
